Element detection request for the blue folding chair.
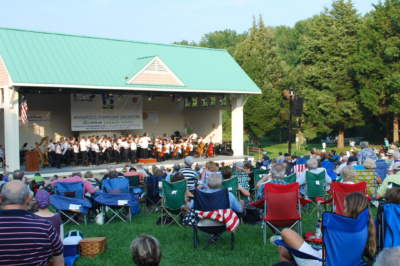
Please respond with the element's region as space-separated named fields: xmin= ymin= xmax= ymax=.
xmin=378 ymin=203 xmax=400 ymax=251
xmin=145 ymin=176 xmax=162 ymax=214
xmin=153 ymin=176 xmax=166 ymax=196
xmin=95 ymin=178 xmax=137 ymax=224
xmin=276 ymin=209 xmax=370 ymax=266
xmin=192 ymin=189 xmax=235 ymax=251
xmin=50 ymin=182 xmax=92 ymax=226
xmin=321 ymin=161 xmax=337 ymax=181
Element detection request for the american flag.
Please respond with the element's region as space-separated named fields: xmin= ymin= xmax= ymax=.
xmin=21 ymin=96 xmax=28 ymax=125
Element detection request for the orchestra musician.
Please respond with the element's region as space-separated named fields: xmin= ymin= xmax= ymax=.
xmin=80 ymin=136 xmax=88 ymax=166
xmin=73 ymin=141 xmax=79 ymax=166
xmin=163 ymin=140 xmax=171 ymax=161
xmin=48 ymin=139 xmax=56 ymax=167
xmin=130 ymin=137 xmax=137 ymax=163
xmin=122 ymin=138 xmax=130 ymax=162
xmin=140 ymin=133 xmax=151 ymax=159
xmin=113 ymin=138 xmax=120 ymax=164
xmin=63 ymin=137 xmax=71 ymax=166
xmin=55 ymin=141 xmax=62 ymax=169
xmin=189 ymin=131 xmax=198 ymax=141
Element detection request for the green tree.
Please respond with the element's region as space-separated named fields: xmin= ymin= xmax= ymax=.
xmin=172 ymin=40 xmax=198 ymax=46
xmin=199 ymin=29 xmax=248 ymax=55
xmin=301 ymin=0 xmax=363 ymax=148
xmin=351 ymin=0 xmax=400 ymax=142
xmin=234 ymin=16 xmax=288 ymax=145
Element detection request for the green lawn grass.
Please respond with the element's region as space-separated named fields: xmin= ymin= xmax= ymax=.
xmin=65 ymin=141 xmax=381 ymax=266
xmin=66 ymin=207 xmax=319 ymax=266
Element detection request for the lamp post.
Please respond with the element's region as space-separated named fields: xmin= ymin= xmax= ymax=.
xmin=288 ymin=87 xmax=293 ymax=156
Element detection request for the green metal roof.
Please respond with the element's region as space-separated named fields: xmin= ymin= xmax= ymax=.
xmin=0 ymin=28 xmax=261 ymax=94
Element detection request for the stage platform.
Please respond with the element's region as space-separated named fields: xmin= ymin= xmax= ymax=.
xmin=2 ymin=155 xmax=254 ymax=180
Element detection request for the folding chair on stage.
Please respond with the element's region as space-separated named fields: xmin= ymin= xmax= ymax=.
xmin=276 ymin=209 xmax=371 ymax=266
xmin=50 ymin=182 xmax=92 ymax=226
xmin=145 ymin=176 xmax=162 ymax=214
xmin=250 ymin=183 xmax=303 ymax=245
xmin=192 ymin=189 xmax=235 ymax=251
xmin=317 ymin=182 xmax=367 ymax=217
xmin=305 ymin=171 xmax=326 ymax=215
xmin=94 ymin=178 xmax=138 ymax=224
xmin=378 ymin=203 xmax=400 ymax=251
xmin=221 ymin=176 xmax=239 ymax=198
xmin=161 ymin=179 xmax=187 ymax=228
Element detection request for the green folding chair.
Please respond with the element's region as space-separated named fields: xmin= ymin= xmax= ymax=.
xmin=221 ymin=176 xmax=239 ymax=199
xmin=126 ymin=175 xmax=140 ymax=190
xmin=284 ymin=173 xmax=297 ymax=184
xmin=388 ymin=182 xmax=400 ymax=188
xmin=253 ymin=170 xmax=270 ymax=187
xmin=305 ymin=171 xmax=326 ymax=215
xmin=161 ymin=179 xmax=187 ymax=228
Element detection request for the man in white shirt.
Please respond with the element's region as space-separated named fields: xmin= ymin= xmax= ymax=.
xmin=63 ymin=138 xmax=71 ymax=166
xmin=297 ymin=158 xmax=332 ymax=196
xmin=80 ymin=137 xmax=88 ymax=166
xmin=122 ymin=139 xmax=130 ymax=162
xmin=130 ymin=140 xmax=137 ymax=163
xmin=140 ymin=133 xmax=150 ymax=159
xmin=48 ymin=139 xmax=56 ymax=167
xmin=189 ymin=131 xmax=198 ymax=141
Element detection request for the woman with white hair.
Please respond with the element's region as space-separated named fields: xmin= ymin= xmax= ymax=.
xmin=341 ymin=166 xmax=357 ymax=184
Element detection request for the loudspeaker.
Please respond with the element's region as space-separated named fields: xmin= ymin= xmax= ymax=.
xmin=292 ymin=98 xmax=304 ymax=117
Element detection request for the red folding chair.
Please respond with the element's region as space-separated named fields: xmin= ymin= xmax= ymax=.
xmin=317 ymin=181 xmax=368 ymax=216
xmin=250 ymin=182 xmax=307 ymax=245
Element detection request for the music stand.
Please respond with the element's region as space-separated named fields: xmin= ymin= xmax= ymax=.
xmin=21 ymin=143 xmax=28 ymax=150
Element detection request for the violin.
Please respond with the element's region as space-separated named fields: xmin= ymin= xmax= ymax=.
xmin=172 ymin=145 xmax=180 ymax=157
xmin=159 ymin=146 xmax=167 ymax=157
xmin=207 ymin=141 xmax=214 ymax=157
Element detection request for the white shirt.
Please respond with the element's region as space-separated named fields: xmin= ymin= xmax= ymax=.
xmin=113 ymin=143 xmax=120 ymax=151
xmin=208 ymin=139 xmax=215 ymax=145
xmin=91 ymin=143 xmax=97 ymax=151
xmin=188 ymin=144 xmax=193 ymax=151
xmin=86 ymin=139 xmax=91 ymax=151
xmin=73 ymin=144 xmax=79 ymax=153
xmin=0 ymin=149 xmax=3 ymax=158
xmin=106 ymin=140 xmax=112 ymax=148
xmin=80 ymin=139 xmax=87 ymax=152
xmin=164 ymin=144 xmax=170 ymax=154
xmin=63 ymin=142 xmax=70 ymax=155
xmin=123 ymin=141 xmax=130 ymax=149
xmin=130 ymin=142 xmax=137 ymax=150
xmin=189 ymin=133 xmax=198 ymax=140
xmin=56 ymin=145 xmax=62 ymax=154
xmin=95 ymin=144 xmax=100 ymax=152
xmin=48 ymin=143 xmax=55 ymax=152
xmin=140 ymin=137 xmax=150 ymax=149
xmin=335 ymin=162 xmax=348 ymax=175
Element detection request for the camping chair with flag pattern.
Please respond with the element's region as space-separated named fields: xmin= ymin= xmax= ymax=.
xmin=161 ymin=179 xmax=187 ymax=228
xmin=50 ymin=181 xmax=92 ymax=226
xmin=317 ymin=182 xmax=367 ymax=219
xmin=250 ymin=182 xmax=304 ymax=245
xmin=276 ymin=209 xmax=371 ymax=266
xmin=304 ymin=171 xmax=327 ymax=215
xmin=94 ymin=178 xmax=137 ymax=224
xmin=192 ymin=189 xmax=236 ymax=251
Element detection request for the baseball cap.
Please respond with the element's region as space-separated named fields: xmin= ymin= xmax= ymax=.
xmin=388 ymin=149 xmax=395 ymax=155
xmin=394 ymin=162 xmax=400 ymax=171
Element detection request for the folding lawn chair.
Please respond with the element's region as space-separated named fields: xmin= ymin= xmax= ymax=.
xmin=192 ymin=189 xmax=235 ymax=251
xmin=321 ymin=161 xmax=337 ymax=181
xmin=296 ymin=157 xmax=306 ymax=165
xmin=94 ymin=178 xmax=138 ymax=224
xmin=284 ymin=173 xmax=297 ymax=184
xmin=252 ymin=169 xmax=269 ymax=195
xmin=126 ymin=175 xmax=140 ymax=190
xmin=276 ymin=209 xmax=371 ymax=266
xmin=375 ymin=160 xmax=387 ymax=182
xmin=153 ymin=175 xmax=166 ymax=196
xmin=221 ymin=176 xmax=238 ymax=198
xmin=377 ymin=203 xmax=400 ymax=251
xmin=161 ymin=179 xmax=187 ymax=228
xmin=145 ymin=176 xmax=162 ymax=214
xmin=250 ymin=182 xmax=303 ymax=245
xmin=317 ymin=182 xmax=367 ymax=217
xmin=305 ymin=171 xmax=326 ymax=215
xmin=50 ymin=182 xmax=92 ymax=226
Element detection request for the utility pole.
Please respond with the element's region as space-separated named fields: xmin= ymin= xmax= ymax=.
xmin=288 ymin=87 xmax=293 ymax=156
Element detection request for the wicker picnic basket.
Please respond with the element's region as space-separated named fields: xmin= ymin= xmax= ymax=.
xmin=78 ymin=237 xmax=107 ymax=257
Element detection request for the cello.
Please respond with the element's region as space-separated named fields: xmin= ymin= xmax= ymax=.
xmin=184 ymin=142 xmax=191 ymax=157
xmin=152 ymin=142 xmax=159 ymax=157
xmin=159 ymin=146 xmax=167 ymax=157
xmin=207 ymin=141 xmax=214 ymax=157
xmin=197 ymin=140 xmax=205 ymax=156
xmin=172 ymin=144 xmax=180 ymax=158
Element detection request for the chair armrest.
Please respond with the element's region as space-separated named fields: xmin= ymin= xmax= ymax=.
xmin=316 ymin=197 xmax=332 ymax=205
xmin=298 ymin=197 xmax=311 ymax=206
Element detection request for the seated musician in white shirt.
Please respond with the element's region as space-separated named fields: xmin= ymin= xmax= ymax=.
xmin=189 ymin=131 xmax=198 ymax=141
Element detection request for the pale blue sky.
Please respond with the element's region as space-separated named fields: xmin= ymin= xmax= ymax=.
xmin=0 ymin=0 xmax=379 ymax=44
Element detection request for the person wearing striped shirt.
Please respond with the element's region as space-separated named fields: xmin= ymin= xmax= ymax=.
xmin=179 ymin=156 xmax=198 ymax=192
xmin=0 ymin=181 xmax=64 ymax=266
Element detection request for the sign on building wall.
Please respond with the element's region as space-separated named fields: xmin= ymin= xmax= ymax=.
xmin=71 ymin=94 xmax=143 ymax=131
xmin=143 ymin=111 xmax=158 ymax=123
xmin=19 ymin=111 xmax=51 ymax=126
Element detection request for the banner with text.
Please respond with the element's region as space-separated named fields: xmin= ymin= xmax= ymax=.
xmin=71 ymin=94 xmax=143 ymax=131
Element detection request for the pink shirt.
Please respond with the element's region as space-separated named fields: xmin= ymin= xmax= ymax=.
xmin=124 ymin=171 xmax=146 ymax=181
xmin=51 ymin=176 xmax=96 ymax=194
xmin=201 ymin=169 xmax=210 ymax=181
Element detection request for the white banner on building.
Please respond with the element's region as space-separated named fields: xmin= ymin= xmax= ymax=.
xmin=143 ymin=111 xmax=158 ymax=123
xmin=71 ymin=94 xmax=143 ymax=131
xmin=19 ymin=111 xmax=51 ymax=126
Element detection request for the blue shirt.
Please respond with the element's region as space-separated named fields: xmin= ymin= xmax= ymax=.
xmin=166 ymin=172 xmax=178 ymax=182
xmin=385 ymin=140 xmax=390 ymax=147
xmin=190 ymin=189 xmax=242 ymax=212
xmin=3 ymin=176 xmax=9 ymax=182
